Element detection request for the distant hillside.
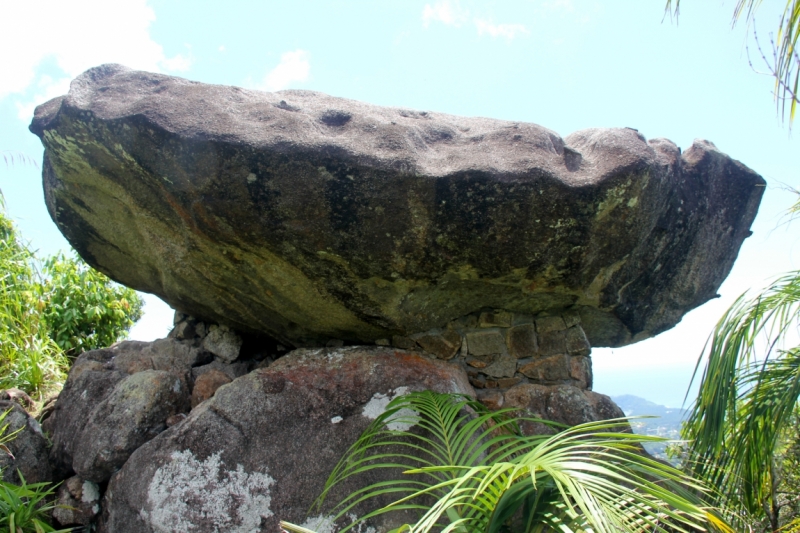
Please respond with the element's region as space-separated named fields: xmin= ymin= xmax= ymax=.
xmin=611 ymin=395 xmax=689 ymax=462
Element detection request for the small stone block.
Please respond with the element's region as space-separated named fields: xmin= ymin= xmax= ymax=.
xmin=496 ymin=377 xmax=522 ymax=389
xmin=485 ymin=380 xmax=499 ymax=388
xmin=569 ymin=356 xmax=593 ymax=389
xmin=171 ymin=320 xmax=195 ymax=340
xmin=202 ymin=325 xmax=243 ymax=363
xmin=173 ymin=311 xmax=188 ymax=325
xmin=507 ymin=324 xmax=538 ymax=358
xmin=512 ymin=313 xmax=533 ymax=326
xmin=538 ymin=330 xmax=567 ymax=356
xmin=565 ymin=326 xmax=591 ymax=356
xmin=479 ymin=311 xmax=513 ymax=328
xmin=192 ymin=369 xmax=232 ymax=408
xmin=535 ymin=316 xmax=567 ymax=334
xmin=467 ymin=359 xmax=489 ymax=369
xmin=562 ymin=309 xmax=581 ymax=328
xmin=52 ymin=476 xmax=101 ymax=527
xmin=466 ymin=330 xmax=507 ymax=356
xmin=469 ymin=376 xmax=486 ymax=389
xmin=476 ymin=389 xmax=504 ymax=410
xmin=415 ymin=330 xmax=462 ymax=360
xmin=375 ymin=338 xmax=391 ymax=346
xmin=392 ymin=335 xmax=418 ymax=350
xmin=519 ymin=354 xmax=570 ymax=382
xmin=482 ymin=355 xmax=517 ymax=378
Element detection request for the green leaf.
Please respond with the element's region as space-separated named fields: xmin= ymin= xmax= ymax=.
xmin=310 ymin=391 xmax=723 ymax=533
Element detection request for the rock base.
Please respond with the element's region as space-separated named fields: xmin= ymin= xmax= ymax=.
xmin=41 ymin=310 xmax=622 ymax=533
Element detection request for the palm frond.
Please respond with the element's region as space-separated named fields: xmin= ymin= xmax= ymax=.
xmin=684 ymin=270 xmax=800 ymax=520
xmin=302 ymin=391 xmax=726 ymax=533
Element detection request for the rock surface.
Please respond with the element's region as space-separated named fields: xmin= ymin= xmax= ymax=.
xmin=0 ymin=401 xmax=52 ymax=485
xmin=504 ymin=383 xmax=625 ymax=430
xmin=46 ymin=338 xmax=213 ymax=482
xmin=30 ymin=64 xmax=764 ymax=348
xmin=52 ymin=476 xmax=101 ymax=527
xmin=99 ymin=346 xmax=474 ymax=533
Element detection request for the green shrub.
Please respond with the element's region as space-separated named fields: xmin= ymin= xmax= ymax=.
xmin=0 ymin=206 xmax=142 ymax=398
xmin=0 ymin=213 xmax=66 ymax=398
xmin=39 ymin=252 xmax=143 ymax=358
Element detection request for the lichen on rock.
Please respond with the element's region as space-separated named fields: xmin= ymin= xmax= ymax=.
xmin=143 ymin=450 xmax=275 ymax=533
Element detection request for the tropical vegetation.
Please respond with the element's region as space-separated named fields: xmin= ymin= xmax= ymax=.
xmin=681 ymin=267 xmax=800 ymax=532
xmin=0 ymin=203 xmax=142 ymax=400
xmin=662 ymin=2 xmax=800 ymax=531
xmin=282 ymin=391 xmax=730 ymax=533
xmin=0 ymin=408 xmax=67 ymax=533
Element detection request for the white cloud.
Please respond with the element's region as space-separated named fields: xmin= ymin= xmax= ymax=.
xmin=1 ymin=0 xmax=193 ymax=119
xmin=474 ymin=19 xmax=529 ymax=40
xmin=256 ymin=50 xmax=311 ymax=92
xmin=160 ymin=51 xmax=193 ymax=72
xmin=422 ymin=0 xmax=469 ymax=28
xmin=422 ymin=2 xmax=528 ymax=40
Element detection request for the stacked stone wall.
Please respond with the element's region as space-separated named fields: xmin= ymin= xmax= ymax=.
xmin=383 ymin=309 xmax=593 ymax=407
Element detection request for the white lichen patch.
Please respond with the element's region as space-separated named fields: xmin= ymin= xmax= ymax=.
xmin=300 ymin=514 xmax=338 ymax=533
xmin=144 ymin=450 xmax=274 ymax=533
xmin=331 ymin=416 xmax=343 ymax=424
xmin=299 ymin=513 xmax=377 ymax=533
xmin=81 ymin=480 xmax=100 ymax=503
xmin=361 ymin=386 xmax=417 ymax=431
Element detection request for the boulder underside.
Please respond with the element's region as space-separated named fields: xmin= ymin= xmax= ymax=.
xmin=30 ymin=64 xmax=765 ymax=348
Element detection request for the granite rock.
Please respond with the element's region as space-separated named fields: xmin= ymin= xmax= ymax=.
xmin=31 ymin=65 xmax=764 ymax=348
xmin=98 ymin=346 xmax=473 ymax=533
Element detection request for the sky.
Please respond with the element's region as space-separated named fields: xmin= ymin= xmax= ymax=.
xmin=1 ymin=0 xmax=798 ymax=407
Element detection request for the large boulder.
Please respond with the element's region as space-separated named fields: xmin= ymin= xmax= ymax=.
xmin=98 ymin=346 xmax=474 ymax=533
xmin=46 ymin=338 xmax=213 ymax=482
xmin=30 ymin=64 xmax=764 ymax=347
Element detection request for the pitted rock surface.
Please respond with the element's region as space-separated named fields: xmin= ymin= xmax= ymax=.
xmin=30 ymin=64 xmax=764 ymax=347
xmin=98 ymin=346 xmax=474 ymax=533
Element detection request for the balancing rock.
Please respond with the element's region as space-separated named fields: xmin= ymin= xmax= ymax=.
xmin=30 ymin=64 xmax=764 ymax=348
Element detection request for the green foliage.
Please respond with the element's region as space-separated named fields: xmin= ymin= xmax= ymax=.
xmin=0 ymin=212 xmax=67 ymax=398
xmin=0 ymin=474 xmax=68 ymax=533
xmin=683 ymin=269 xmax=800 ymax=531
xmin=0 ymin=205 xmax=142 ymax=398
xmin=284 ymin=391 xmax=730 ymax=533
xmin=39 ymin=252 xmax=143 ymax=358
xmin=0 ymin=409 xmax=69 ymax=533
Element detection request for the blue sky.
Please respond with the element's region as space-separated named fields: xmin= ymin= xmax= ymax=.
xmin=1 ymin=0 xmax=798 ymax=407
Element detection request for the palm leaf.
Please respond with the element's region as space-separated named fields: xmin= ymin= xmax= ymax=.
xmin=297 ymin=391 xmax=726 ymax=533
xmin=684 ymin=270 xmax=800 ymax=522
